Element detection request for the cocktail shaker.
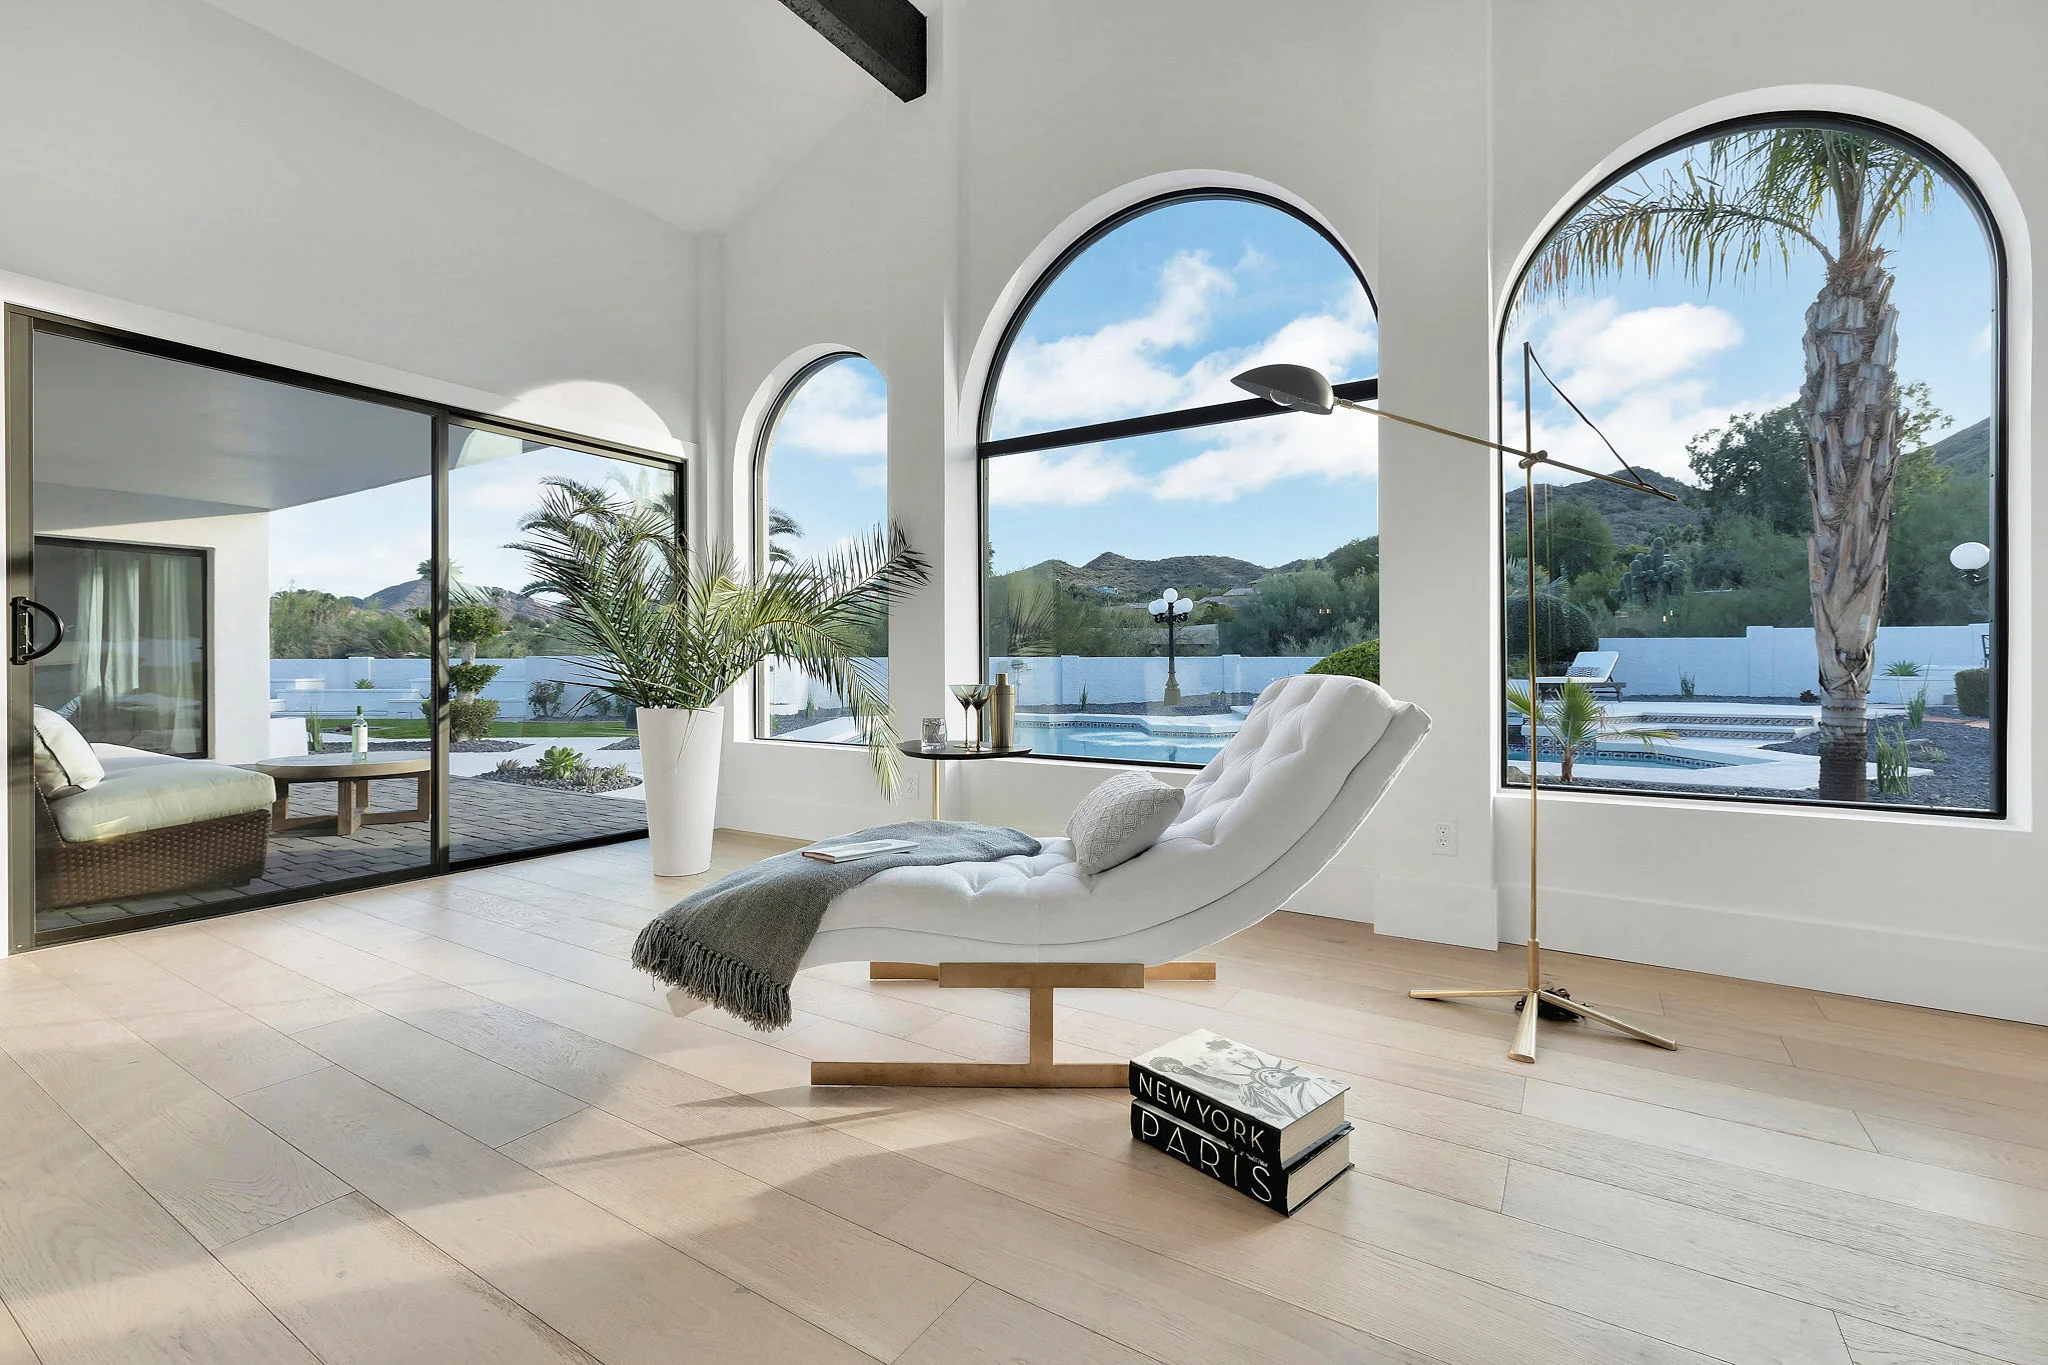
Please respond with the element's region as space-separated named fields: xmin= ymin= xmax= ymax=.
xmin=989 ymin=672 xmax=1016 ymax=750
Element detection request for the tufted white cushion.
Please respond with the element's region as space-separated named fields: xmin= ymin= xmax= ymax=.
xmin=1066 ymin=771 xmax=1184 ymax=875
xmin=32 ymin=707 xmax=104 ymax=799
xmin=816 ymin=674 xmax=1414 ymax=957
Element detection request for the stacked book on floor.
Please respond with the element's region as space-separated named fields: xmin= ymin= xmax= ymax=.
xmin=1128 ymin=1028 xmax=1352 ymax=1215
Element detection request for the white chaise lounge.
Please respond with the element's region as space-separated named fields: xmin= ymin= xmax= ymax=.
xmin=800 ymin=673 xmax=1431 ymax=1086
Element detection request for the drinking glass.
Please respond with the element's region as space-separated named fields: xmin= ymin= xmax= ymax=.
xmin=950 ymin=683 xmax=990 ymax=749
xmin=920 ymin=717 xmax=946 ymax=751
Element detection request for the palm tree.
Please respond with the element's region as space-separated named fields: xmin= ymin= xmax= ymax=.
xmin=1525 ymin=128 xmax=1939 ymax=801
xmin=1508 ymin=680 xmax=1677 ymax=785
xmin=766 ymin=508 xmax=804 ymax=567
xmin=511 ymin=478 xmax=928 ymax=794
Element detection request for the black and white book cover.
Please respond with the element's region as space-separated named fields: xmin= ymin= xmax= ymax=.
xmin=1130 ymin=1101 xmax=1353 ymax=1215
xmin=1128 ymin=1028 xmax=1349 ymax=1164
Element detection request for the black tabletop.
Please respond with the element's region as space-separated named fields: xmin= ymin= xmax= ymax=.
xmin=897 ymin=740 xmax=1032 ymax=760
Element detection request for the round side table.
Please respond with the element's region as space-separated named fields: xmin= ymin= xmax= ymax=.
xmin=896 ymin=741 xmax=1031 ymax=820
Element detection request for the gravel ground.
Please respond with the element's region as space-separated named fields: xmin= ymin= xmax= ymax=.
xmin=600 ymin=737 xmax=640 ymax=751
xmin=1511 ymin=707 xmax=1995 ymax=810
xmin=477 ymin=763 xmax=641 ymax=794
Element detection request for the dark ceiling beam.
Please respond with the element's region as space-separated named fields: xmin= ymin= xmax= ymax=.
xmin=778 ymin=0 xmax=926 ymax=102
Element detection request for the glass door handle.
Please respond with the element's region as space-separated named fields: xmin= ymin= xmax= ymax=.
xmin=9 ymin=597 xmax=62 ymax=665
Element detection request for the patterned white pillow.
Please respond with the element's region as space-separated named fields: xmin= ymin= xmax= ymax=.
xmin=1065 ymin=771 xmax=1184 ymax=875
xmin=32 ymin=706 xmax=105 ymax=799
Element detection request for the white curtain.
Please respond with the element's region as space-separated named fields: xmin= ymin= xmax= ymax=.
xmin=59 ymin=544 xmax=203 ymax=754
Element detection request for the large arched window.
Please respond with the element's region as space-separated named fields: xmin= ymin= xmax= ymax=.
xmin=754 ymin=351 xmax=889 ymax=743
xmin=980 ymin=190 xmax=1379 ymax=766
xmin=1500 ymin=115 xmax=2004 ymax=815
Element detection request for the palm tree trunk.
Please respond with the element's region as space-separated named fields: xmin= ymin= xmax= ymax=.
xmin=1800 ymin=251 xmax=1901 ymax=803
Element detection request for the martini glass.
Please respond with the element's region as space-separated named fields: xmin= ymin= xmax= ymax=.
xmin=950 ymin=683 xmax=990 ymax=749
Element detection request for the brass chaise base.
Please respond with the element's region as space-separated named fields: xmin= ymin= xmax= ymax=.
xmin=808 ymin=960 xmax=1216 ymax=1088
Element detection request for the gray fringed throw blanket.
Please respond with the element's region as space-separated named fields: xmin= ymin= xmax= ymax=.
xmin=632 ymin=820 xmax=1041 ymax=1030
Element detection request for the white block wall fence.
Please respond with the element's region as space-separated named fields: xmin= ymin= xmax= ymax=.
xmin=1600 ymin=624 xmax=1991 ymax=703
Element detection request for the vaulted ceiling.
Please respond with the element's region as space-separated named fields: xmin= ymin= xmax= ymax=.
xmin=200 ymin=0 xmax=888 ymax=231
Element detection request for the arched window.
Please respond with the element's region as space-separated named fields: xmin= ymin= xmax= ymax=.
xmin=754 ymin=352 xmax=889 ymax=743
xmin=1500 ymin=115 xmax=2004 ymax=815
xmin=980 ymin=190 xmax=1379 ymax=766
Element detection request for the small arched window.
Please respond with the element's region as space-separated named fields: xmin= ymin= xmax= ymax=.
xmin=1500 ymin=115 xmax=2004 ymax=815
xmin=980 ymin=190 xmax=1379 ymax=766
xmin=754 ymin=352 xmax=889 ymax=743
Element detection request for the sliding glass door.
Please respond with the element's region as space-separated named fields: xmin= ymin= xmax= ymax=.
xmin=6 ymin=308 xmax=684 ymax=951
xmin=442 ymin=422 xmax=679 ymax=865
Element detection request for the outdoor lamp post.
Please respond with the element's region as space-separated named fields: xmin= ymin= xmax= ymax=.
xmin=1150 ymin=588 xmax=1192 ymax=707
xmin=1950 ymin=540 xmax=1991 ymax=587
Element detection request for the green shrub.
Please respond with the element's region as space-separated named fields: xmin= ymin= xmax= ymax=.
xmin=1883 ymin=659 xmax=1923 ymax=677
xmin=1504 ymin=593 xmax=1597 ymax=675
xmin=1905 ymin=688 xmax=1928 ymax=728
xmin=1954 ymin=667 xmax=1990 ymax=717
xmin=1307 ymin=639 xmax=1381 ymax=684
xmin=353 ymin=677 xmax=375 ymax=689
xmin=446 ymin=661 xmax=502 ymax=697
xmin=537 ymin=745 xmax=583 ymax=780
xmin=423 ymin=697 xmax=501 ymax=741
xmin=1679 ymin=673 xmax=1697 ymax=698
xmin=1874 ymin=726 xmax=1911 ymax=797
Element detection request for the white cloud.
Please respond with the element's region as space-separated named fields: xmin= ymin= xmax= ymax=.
xmin=1153 ymin=409 xmax=1378 ymax=503
xmin=993 ymin=251 xmax=1234 ymax=430
xmin=775 ymin=360 xmax=887 ymax=459
xmin=996 ymin=251 xmax=1381 ymax=423
xmin=1519 ymin=299 xmax=1777 ymax=481
xmin=986 ymin=446 xmax=1146 ymax=507
xmin=1541 ymin=300 xmax=1744 ymax=405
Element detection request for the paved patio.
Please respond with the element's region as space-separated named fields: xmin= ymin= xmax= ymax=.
xmin=36 ymin=774 xmax=649 ymax=937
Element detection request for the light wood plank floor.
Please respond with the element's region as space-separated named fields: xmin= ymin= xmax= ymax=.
xmin=0 ymin=830 xmax=2043 ymax=1364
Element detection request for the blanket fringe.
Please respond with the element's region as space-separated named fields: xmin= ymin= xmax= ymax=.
xmin=632 ymin=921 xmax=793 ymax=1031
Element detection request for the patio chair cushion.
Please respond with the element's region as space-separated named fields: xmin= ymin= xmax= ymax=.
xmin=1066 ymin=771 xmax=1185 ymax=875
xmin=32 ymin=707 xmax=105 ymax=799
xmin=49 ymin=754 xmax=275 ymax=844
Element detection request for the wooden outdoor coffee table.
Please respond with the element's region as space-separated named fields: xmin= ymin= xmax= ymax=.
xmin=254 ymin=753 xmax=430 ymax=836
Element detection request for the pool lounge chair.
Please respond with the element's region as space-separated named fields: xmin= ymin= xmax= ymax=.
xmin=797 ymin=673 xmax=1431 ymax=1086
xmin=1538 ymin=650 xmax=1622 ymax=701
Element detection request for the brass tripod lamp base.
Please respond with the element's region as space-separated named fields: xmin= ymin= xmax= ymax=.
xmin=1409 ymin=940 xmax=1675 ymax=1063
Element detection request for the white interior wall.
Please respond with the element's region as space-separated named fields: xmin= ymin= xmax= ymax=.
xmin=716 ymin=0 xmax=2048 ymax=1022
xmin=31 ymin=486 xmax=271 ymax=764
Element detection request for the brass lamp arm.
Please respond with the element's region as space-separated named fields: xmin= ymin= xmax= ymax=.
xmin=1331 ymin=397 xmax=1679 ymax=502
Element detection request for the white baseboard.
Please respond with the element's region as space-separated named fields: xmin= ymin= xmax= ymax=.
xmin=1505 ymin=884 xmax=2048 ymax=1027
xmin=1350 ymin=873 xmax=1498 ymax=950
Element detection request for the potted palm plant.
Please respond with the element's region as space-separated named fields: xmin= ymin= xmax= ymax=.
xmin=512 ymin=477 xmax=928 ymax=875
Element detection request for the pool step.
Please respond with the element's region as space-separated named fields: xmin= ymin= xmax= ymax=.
xmin=1628 ymin=714 xmax=1816 ymax=741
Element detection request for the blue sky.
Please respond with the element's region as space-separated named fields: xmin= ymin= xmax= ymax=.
xmin=760 ymin=355 xmax=890 ymax=562
xmin=270 ymin=432 xmax=670 ymax=599
xmin=1503 ymin=140 xmax=1996 ymax=489
xmin=278 ymin=137 xmax=1998 ymax=597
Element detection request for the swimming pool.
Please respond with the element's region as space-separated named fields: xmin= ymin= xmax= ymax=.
xmin=1013 ymin=717 xmax=1233 ymax=765
xmin=1504 ymin=744 xmax=1728 ymax=770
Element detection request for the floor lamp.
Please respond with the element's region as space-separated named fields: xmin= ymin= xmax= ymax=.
xmin=1232 ymin=348 xmax=1681 ymax=1063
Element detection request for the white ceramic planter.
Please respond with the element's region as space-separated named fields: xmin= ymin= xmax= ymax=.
xmin=637 ymin=705 xmax=723 ymax=876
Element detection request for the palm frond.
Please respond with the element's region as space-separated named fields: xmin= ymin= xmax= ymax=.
xmin=509 ymin=479 xmax=930 ymax=799
xmin=1521 ymin=127 xmax=1938 ymax=304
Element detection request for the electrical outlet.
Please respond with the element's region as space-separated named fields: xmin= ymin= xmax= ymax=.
xmin=1430 ymin=821 xmax=1457 ymax=856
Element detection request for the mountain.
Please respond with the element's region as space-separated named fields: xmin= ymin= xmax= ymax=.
xmin=1929 ymin=416 xmax=1990 ymax=478
xmin=352 ymin=578 xmax=556 ymax=622
xmin=1013 ymin=551 xmax=1272 ymax=603
xmin=1504 ymin=467 xmax=1701 ymax=548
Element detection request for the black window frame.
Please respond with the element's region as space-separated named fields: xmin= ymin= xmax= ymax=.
xmin=1494 ymin=110 xmax=2009 ymax=820
xmin=976 ymin=187 xmax=1380 ymax=768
